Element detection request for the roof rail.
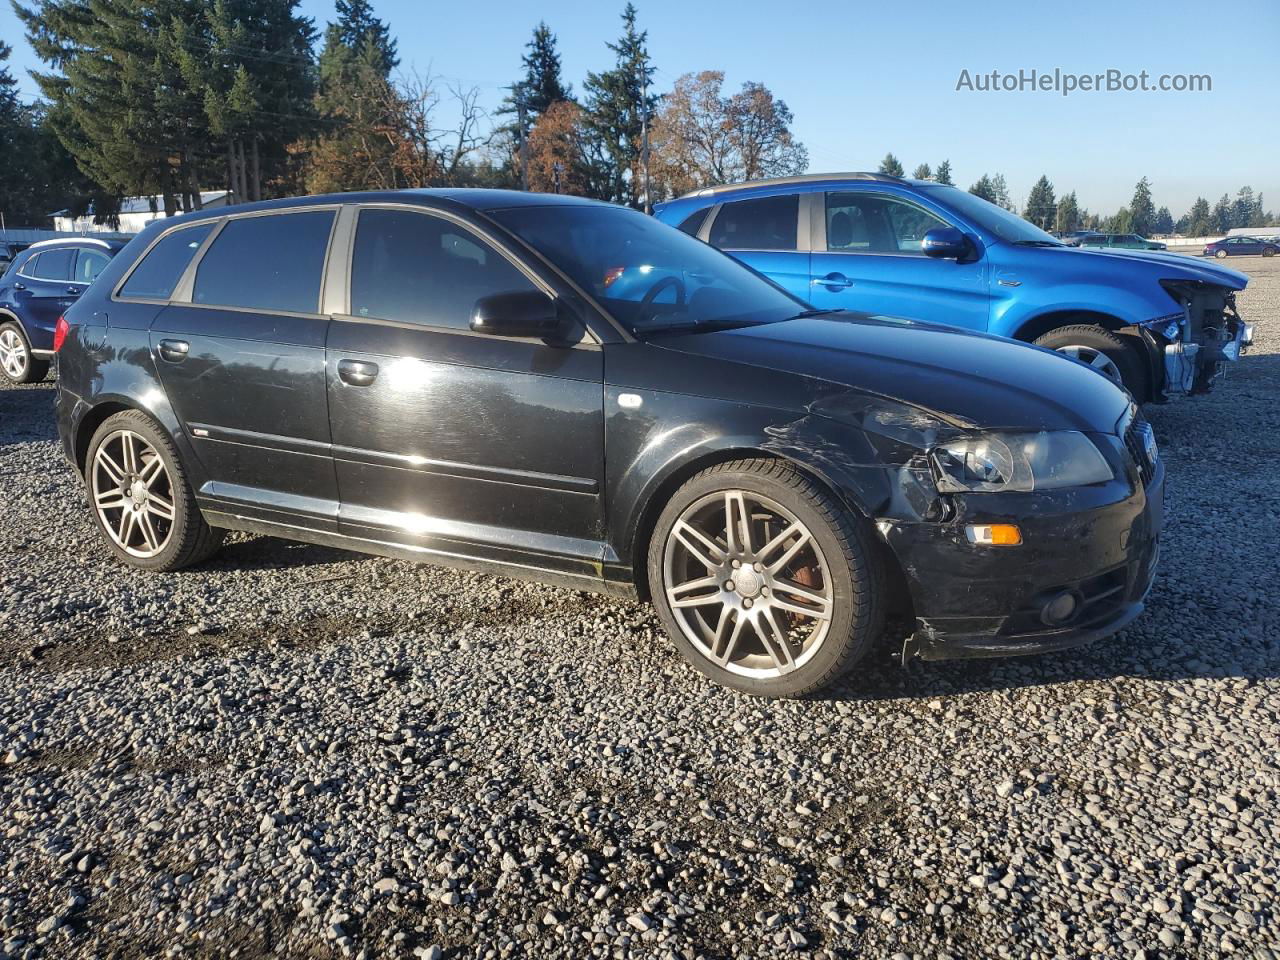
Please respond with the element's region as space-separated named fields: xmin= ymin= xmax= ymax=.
xmin=679 ymin=171 xmax=909 ymax=199
xmin=27 ymin=236 xmax=118 ymax=250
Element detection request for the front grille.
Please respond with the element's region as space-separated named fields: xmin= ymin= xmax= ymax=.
xmin=1123 ymin=410 xmax=1156 ymax=486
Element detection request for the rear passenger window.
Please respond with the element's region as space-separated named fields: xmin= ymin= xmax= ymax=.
xmin=29 ymin=248 xmax=75 ymax=281
xmin=193 ymin=211 xmax=335 ymax=314
xmin=708 ymin=196 xmax=798 ymax=251
xmin=120 ymin=225 xmax=213 ymax=300
xmin=349 ymin=209 xmax=538 ymax=330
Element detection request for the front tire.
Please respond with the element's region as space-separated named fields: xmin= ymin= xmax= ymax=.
xmin=648 ymin=459 xmax=884 ymax=698
xmin=0 ymin=322 xmax=50 ymax=385
xmin=1215 ymin=249 xmax=1228 ymax=259
xmin=85 ymin=410 xmax=224 ymax=571
xmin=1034 ymin=324 xmax=1149 ymax=401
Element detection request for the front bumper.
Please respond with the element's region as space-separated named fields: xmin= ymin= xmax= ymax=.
xmin=884 ymin=457 xmax=1164 ymax=662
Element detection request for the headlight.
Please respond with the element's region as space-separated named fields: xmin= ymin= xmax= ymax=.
xmin=930 ymin=431 xmax=1112 ymax=493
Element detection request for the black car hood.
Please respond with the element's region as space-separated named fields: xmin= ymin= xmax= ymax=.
xmin=653 ymin=313 xmax=1131 ymax=434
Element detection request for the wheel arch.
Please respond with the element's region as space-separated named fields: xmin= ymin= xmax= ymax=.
xmin=1010 ymin=309 xmax=1127 ymax=343
xmin=74 ymin=396 xmax=188 ymax=476
xmin=626 ymin=445 xmax=895 ymax=604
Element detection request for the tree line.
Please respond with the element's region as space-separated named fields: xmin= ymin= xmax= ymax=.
xmin=880 ymin=152 xmax=1275 ymax=237
xmin=0 ymin=1 xmax=807 ymax=225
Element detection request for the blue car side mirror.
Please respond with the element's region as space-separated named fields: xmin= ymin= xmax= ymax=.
xmin=921 ymin=227 xmax=971 ymax=260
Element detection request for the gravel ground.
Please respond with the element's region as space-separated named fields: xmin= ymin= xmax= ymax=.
xmin=2 ymin=258 xmax=1279 ymax=960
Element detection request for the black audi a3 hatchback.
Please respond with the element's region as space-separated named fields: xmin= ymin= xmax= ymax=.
xmin=54 ymin=190 xmax=1163 ymax=697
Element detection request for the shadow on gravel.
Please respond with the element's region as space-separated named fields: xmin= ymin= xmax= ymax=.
xmin=0 ymin=387 xmax=57 ymax=448
xmin=209 ymin=535 xmax=356 ymax=571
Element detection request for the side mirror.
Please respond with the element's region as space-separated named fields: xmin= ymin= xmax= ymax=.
xmin=470 ymin=290 xmax=563 ymax=338
xmin=921 ymin=227 xmax=971 ymax=260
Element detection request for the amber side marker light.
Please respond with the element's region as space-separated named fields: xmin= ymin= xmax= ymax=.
xmin=965 ymin=524 xmax=1023 ymax=547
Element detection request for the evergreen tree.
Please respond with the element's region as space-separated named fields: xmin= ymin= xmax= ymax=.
xmin=990 ymin=173 xmax=1013 ymax=211
xmin=968 ymin=174 xmax=996 ymax=203
xmin=1186 ymin=197 xmax=1213 ymax=236
xmin=518 ymin=22 xmax=571 ymax=117
xmin=911 ymin=162 xmax=931 ymax=180
xmin=1128 ymin=177 xmax=1155 ymax=236
xmin=1055 ymin=191 xmax=1080 ymax=232
xmin=1022 ymin=174 xmax=1056 ymax=230
xmin=332 ymin=0 xmax=397 ymax=73
xmin=1211 ymin=193 xmax=1233 ymax=232
xmin=1153 ymin=206 xmax=1174 ymax=235
xmin=934 ymin=159 xmax=953 ymax=185
xmin=877 ymin=152 xmax=903 ymax=176
xmin=581 ymin=4 xmax=658 ymax=207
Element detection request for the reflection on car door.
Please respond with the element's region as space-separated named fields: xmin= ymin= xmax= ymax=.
xmin=807 ymin=191 xmax=989 ymax=330
xmin=703 ymin=194 xmax=810 ymax=299
xmin=324 ymin=205 xmax=606 ymax=577
xmin=148 ymin=210 xmax=340 ymax=527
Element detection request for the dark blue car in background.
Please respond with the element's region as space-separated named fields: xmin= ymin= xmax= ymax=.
xmin=0 ymin=237 xmax=125 ymax=384
xmin=655 ymin=173 xmax=1253 ymax=402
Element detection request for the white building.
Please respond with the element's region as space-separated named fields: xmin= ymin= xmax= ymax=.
xmin=52 ymin=191 xmax=229 ymax=234
xmin=1227 ymin=226 xmax=1280 ymax=239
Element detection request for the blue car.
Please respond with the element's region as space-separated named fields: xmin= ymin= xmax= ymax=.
xmin=0 ymin=237 xmax=126 ymax=384
xmin=655 ymin=173 xmax=1253 ymax=402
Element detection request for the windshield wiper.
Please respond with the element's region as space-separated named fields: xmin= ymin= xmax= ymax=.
xmin=1012 ymin=240 xmax=1064 ymax=247
xmin=784 ymin=308 xmax=848 ymax=320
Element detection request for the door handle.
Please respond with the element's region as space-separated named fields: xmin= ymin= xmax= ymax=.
xmin=813 ymin=273 xmax=854 ymax=290
xmin=12 ymin=282 xmax=24 ymax=291
xmin=338 ymin=358 xmax=379 ymax=386
xmin=66 ymin=286 xmax=83 ymax=295
xmin=157 ymin=339 xmax=190 ymax=363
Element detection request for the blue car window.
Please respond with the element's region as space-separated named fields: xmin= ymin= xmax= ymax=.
xmin=708 ymin=195 xmax=798 ymax=251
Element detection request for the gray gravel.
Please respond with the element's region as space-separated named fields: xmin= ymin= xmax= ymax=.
xmin=2 ymin=258 xmax=1279 ymax=959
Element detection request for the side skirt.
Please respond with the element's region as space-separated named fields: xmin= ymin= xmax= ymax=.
xmin=201 ymin=509 xmax=640 ymax=601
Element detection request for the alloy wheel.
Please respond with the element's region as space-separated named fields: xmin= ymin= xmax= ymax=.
xmin=0 ymin=328 xmax=28 ymax=380
xmin=663 ymin=490 xmax=833 ymax=679
xmin=90 ymin=430 xmax=176 ymax=558
xmin=1055 ymin=344 xmax=1123 ymax=384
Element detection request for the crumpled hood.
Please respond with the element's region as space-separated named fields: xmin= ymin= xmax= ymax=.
xmin=654 ymin=313 xmax=1132 ymax=434
xmin=1043 ymin=244 xmax=1249 ymax=289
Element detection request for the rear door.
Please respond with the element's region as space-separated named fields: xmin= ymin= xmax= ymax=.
xmin=324 ymin=204 xmax=605 ymax=576
xmin=808 ymin=190 xmax=989 ymax=330
xmin=147 ymin=209 xmax=340 ymax=528
xmin=703 ymin=194 xmax=810 ymax=299
xmin=15 ymin=248 xmax=78 ymax=343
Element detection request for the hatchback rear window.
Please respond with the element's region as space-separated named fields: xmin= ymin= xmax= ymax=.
xmin=120 ymin=225 xmax=213 ymax=300
xmin=193 ymin=211 xmax=335 ymax=314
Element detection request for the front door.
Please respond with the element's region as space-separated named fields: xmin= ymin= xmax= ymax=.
xmin=808 ymin=191 xmax=990 ymax=331
xmin=148 ymin=209 xmax=339 ymax=527
xmin=325 ymin=206 xmax=606 ymax=575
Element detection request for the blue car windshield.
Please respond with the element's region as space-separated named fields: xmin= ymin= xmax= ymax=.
xmin=491 ymin=204 xmax=807 ymax=335
xmin=920 ymin=185 xmax=1063 ymax=245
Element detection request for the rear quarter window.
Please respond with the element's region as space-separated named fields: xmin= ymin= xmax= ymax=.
xmin=119 ymin=225 xmax=214 ymax=300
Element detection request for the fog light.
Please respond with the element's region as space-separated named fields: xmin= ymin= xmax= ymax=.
xmin=1041 ymin=591 xmax=1080 ymax=626
xmin=965 ymin=524 xmax=1022 ymax=546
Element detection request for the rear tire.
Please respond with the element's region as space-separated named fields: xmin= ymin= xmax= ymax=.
xmin=85 ymin=410 xmax=224 ymax=571
xmin=1034 ymin=323 xmax=1149 ymax=402
xmin=1264 ymin=247 xmax=1276 ymax=258
xmin=0 ymin=322 xmax=50 ymax=385
xmin=647 ymin=458 xmax=884 ymax=698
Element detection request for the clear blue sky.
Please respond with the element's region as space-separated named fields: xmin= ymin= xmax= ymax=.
xmin=3 ymin=0 xmax=1275 ymax=216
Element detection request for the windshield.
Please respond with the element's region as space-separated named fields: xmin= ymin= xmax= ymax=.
xmin=919 ymin=185 xmax=1062 ymax=245
xmin=490 ymin=204 xmax=807 ymax=335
